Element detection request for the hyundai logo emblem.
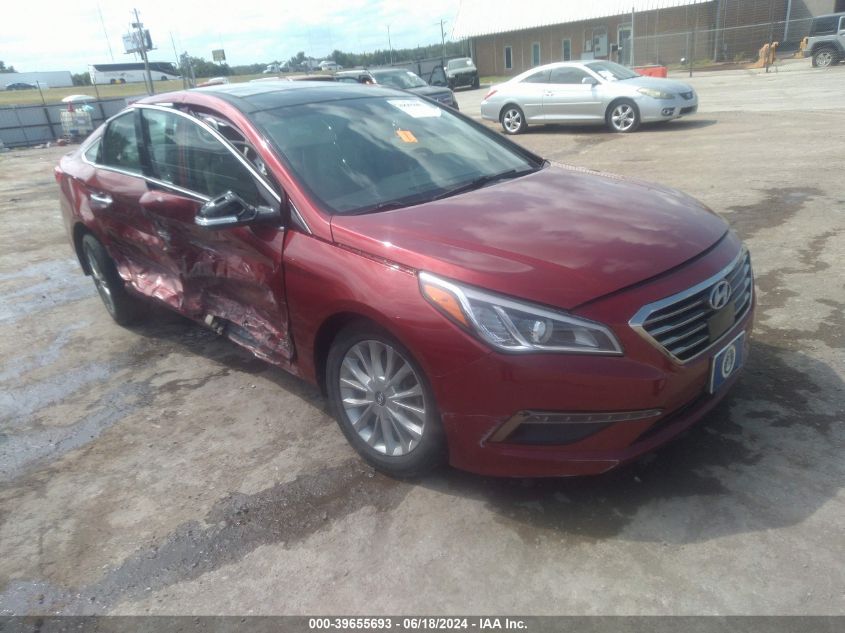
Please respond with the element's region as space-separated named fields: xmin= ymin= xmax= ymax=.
xmin=709 ymin=280 xmax=732 ymax=311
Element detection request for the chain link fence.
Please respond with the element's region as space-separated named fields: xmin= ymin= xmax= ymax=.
xmin=630 ymin=17 xmax=814 ymax=69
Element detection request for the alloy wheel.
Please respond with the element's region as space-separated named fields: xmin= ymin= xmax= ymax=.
xmin=502 ymin=108 xmax=523 ymax=133
xmin=816 ymin=50 xmax=834 ymax=68
xmin=611 ymin=104 xmax=636 ymax=132
xmin=339 ymin=340 xmax=427 ymax=456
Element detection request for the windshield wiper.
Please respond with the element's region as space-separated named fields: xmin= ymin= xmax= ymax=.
xmin=430 ymin=168 xmax=527 ymax=201
xmin=346 ymin=200 xmax=413 ymax=215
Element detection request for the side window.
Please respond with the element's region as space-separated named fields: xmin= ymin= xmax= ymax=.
xmin=521 ymin=70 xmax=550 ymax=83
xmin=840 ymin=16 xmax=845 ymax=31
xmin=142 ymin=108 xmax=263 ymax=206
xmin=101 ymin=112 xmax=141 ymax=173
xmin=549 ymin=68 xmax=591 ymax=84
xmin=83 ymin=138 xmax=101 ymax=163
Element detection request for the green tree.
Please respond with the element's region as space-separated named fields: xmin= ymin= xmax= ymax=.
xmin=0 ymin=61 xmax=16 ymax=72
xmin=72 ymin=72 xmax=92 ymax=86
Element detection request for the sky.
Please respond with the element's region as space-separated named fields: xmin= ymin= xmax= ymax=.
xmin=2 ymin=0 xmax=462 ymax=73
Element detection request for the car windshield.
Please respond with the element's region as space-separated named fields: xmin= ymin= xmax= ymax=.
xmin=253 ymin=97 xmax=538 ymax=215
xmin=373 ymin=70 xmax=428 ymax=89
xmin=447 ymin=59 xmax=473 ymax=70
xmin=585 ymin=61 xmax=639 ymax=81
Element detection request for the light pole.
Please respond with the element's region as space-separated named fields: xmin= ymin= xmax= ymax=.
xmin=387 ymin=25 xmax=393 ymax=65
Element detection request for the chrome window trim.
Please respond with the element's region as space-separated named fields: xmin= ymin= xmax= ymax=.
xmin=629 ymin=246 xmax=753 ymax=365
xmin=84 ymin=103 xmax=313 ymax=235
xmin=134 ymin=103 xmax=281 ymax=204
xmin=289 ymin=200 xmax=312 ymax=234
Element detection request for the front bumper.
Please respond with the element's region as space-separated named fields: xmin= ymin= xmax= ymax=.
xmin=639 ymin=93 xmax=699 ymax=122
xmin=449 ymin=72 xmax=478 ymax=87
xmin=429 ymin=236 xmax=754 ymax=477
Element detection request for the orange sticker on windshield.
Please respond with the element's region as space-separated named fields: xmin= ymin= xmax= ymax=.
xmin=396 ymin=129 xmax=418 ymax=143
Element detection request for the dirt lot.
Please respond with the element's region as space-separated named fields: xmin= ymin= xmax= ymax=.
xmin=0 ymin=66 xmax=843 ymax=616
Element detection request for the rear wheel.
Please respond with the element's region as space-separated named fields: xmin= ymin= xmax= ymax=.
xmin=501 ymin=104 xmax=527 ymax=135
xmin=812 ymin=48 xmax=837 ymax=68
xmin=606 ymin=99 xmax=640 ymax=133
xmin=81 ymin=234 xmax=144 ymax=326
xmin=326 ymin=323 xmax=446 ymax=478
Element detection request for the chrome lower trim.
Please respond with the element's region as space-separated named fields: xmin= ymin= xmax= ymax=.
xmin=489 ymin=408 xmax=663 ymax=442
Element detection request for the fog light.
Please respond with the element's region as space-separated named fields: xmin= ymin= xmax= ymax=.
xmin=661 ymin=107 xmax=675 ymax=116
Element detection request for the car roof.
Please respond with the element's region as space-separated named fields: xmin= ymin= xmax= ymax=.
xmin=139 ymin=80 xmax=405 ymax=114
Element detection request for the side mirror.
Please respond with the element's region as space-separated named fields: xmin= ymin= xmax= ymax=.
xmin=582 ymin=77 xmax=598 ymax=86
xmin=195 ymin=191 xmax=280 ymax=229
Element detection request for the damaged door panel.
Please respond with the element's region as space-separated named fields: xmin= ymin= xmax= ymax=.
xmin=138 ymin=106 xmax=293 ymax=363
xmin=84 ymin=110 xmax=177 ymax=300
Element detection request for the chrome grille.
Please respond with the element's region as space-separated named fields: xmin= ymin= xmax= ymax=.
xmin=630 ymin=249 xmax=753 ymax=362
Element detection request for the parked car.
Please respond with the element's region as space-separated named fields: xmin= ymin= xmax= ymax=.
xmin=481 ymin=60 xmax=699 ymax=134
xmin=5 ymin=82 xmax=38 ymax=90
xmin=319 ymin=61 xmax=342 ymax=71
xmin=336 ymin=68 xmax=459 ymax=109
xmin=56 ymin=81 xmax=753 ymax=478
xmin=804 ymin=12 xmax=845 ymax=67
xmin=445 ymin=57 xmax=480 ymax=90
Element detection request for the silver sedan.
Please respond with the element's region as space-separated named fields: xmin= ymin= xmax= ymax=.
xmin=480 ymin=60 xmax=699 ymax=134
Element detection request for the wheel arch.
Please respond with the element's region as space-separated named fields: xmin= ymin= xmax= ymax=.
xmin=312 ymin=310 xmax=404 ymax=395
xmin=606 ymin=96 xmax=640 ymax=119
xmin=499 ymin=102 xmax=522 ymax=121
xmin=72 ymin=222 xmax=93 ymax=275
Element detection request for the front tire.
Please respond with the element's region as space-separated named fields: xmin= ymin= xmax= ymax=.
xmin=607 ymin=99 xmax=641 ymax=133
xmin=501 ymin=104 xmax=527 ymax=135
xmin=812 ymin=48 xmax=837 ymax=68
xmin=81 ymin=234 xmax=144 ymax=326
xmin=326 ymin=323 xmax=446 ymax=478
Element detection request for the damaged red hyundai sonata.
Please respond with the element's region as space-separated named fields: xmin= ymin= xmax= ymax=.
xmin=56 ymin=81 xmax=754 ymax=478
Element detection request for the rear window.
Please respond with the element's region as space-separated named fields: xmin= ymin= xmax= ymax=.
xmin=810 ymin=16 xmax=840 ymax=35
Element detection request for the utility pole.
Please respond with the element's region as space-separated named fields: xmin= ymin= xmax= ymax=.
xmin=387 ymin=25 xmax=393 ymax=65
xmin=132 ymin=8 xmax=154 ymax=95
xmin=97 ymin=3 xmax=115 ymax=62
xmin=630 ymin=5 xmax=635 ymax=67
xmin=440 ymin=19 xmax=447 ymax=63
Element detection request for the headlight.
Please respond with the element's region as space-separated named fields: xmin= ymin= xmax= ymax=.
xmin=419 ymin=272 xmax=622 ymax=355
xmin=637 ymin=87 xmax=675 ymax=100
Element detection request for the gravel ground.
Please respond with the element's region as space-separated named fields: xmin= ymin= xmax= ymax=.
xmin=0 ymin=63 xmax=843 ymax=616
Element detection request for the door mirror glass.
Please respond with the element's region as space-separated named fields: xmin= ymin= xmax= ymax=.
xmin=196 ymin=191 xmax=280 ymax=229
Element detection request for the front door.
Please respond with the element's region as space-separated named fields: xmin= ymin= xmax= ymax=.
xmin=138 ymin=106 xmax=292 ymax=363
xmin=542 ymin=66 xmax=603 ymax=121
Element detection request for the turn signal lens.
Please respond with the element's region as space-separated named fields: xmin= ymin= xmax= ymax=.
xmin=420 ymin=281 xmax=470 ymax=327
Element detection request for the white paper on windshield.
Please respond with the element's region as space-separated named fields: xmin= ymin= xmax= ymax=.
xmin=597 ymin=70 xmax=617 ymax=81
xmin=387 ymin=99 xmax=442 ymax=118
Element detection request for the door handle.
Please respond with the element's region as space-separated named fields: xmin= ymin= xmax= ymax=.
xmin=89 ymin=192 xmax=113 ymax=209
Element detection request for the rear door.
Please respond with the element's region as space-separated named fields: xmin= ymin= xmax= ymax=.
xmin=138 ymin=106 xmax=293 ymax=363
xmin=541 ymin=66 xmax=603 ymax=121
xmin=81 ymin=110 xmax=172 ymax=290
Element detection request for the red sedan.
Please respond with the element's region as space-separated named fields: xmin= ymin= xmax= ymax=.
xmin=55 ymin=81 xmax=754 ymax=477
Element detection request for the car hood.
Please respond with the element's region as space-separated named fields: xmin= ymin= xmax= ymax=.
xmin=621 ymin=76 xmax=695 ymax=93
xmin=330 ymin=165 xmax=728 ymax=310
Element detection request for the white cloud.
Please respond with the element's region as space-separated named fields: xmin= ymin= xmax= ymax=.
xmin=2 ymin=0 xmax=461 ymax=72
